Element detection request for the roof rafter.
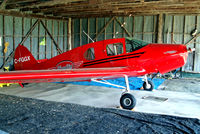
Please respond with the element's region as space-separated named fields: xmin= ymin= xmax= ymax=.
xmin=1 ymin=0 xmax=200 ymax=19
xmin=0 ymin=0 xmax=8 ymax=9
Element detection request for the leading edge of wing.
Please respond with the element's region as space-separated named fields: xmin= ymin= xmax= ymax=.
xmin=0 ymin=67 xmax=146 ymax=83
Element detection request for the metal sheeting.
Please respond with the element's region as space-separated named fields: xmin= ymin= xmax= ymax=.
xmin=0 ymin=15 xmax=68 ymax=68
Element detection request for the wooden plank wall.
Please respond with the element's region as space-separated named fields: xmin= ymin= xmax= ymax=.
xmin=0 ymin=14 xmax=200 ymax=73
xmin=72 ymin=16 xmax=158 ymax=48
xmin=163 ymin=15 xmax=200 ymax=72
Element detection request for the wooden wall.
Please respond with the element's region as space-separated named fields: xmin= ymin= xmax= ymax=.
xmin=72 ymin=15 xmax=200 ymax=72
xmin=0 ymin=14 xmax=200 ymax=73
xmin=0 ymin=15 xmax=68 ymax=68
xmin=72 ymin=16 xmax=157 ymax=48
xmin=163 ymin=15 xmax=200 ymax=72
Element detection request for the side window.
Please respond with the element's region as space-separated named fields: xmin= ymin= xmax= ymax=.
xmin=106 ymin=43 xmax=123 ymax=56
xmin=126 ymin=43 xmax=133 ymax=53
xmin=84 ymin=47 xmax=95 ymax=60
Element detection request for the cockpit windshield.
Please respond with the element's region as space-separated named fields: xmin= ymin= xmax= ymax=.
xmin=125 ymin=37 xmax=149 ymax=53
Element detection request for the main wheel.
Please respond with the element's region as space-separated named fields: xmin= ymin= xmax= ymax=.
xmin=120 ymin=93 xmax=136 ymax=110
xmin=143 ymin=80 xmax=154 ymax=91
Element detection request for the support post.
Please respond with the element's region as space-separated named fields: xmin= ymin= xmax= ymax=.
xmin=157 ymin=14 xmax=163 ymax=43
xmin=45 ymin=20 xmax=47 ymax=59
xmin=95 ymin=18 xmax=98 ymax=41
xmin=2 ymin=15 xmax=5 ymax=64
xmin=80 ymin=19 xmax=82 ymax=45
xmin=63 ymin=21 xmax=65 ymax=51
xmin=37 ymin=21 xmax=40 ymax=59
xmin=13 ymin=17 xmax=15 ymax=50
xmin=67 ymin=18 xmax=72 ymax=50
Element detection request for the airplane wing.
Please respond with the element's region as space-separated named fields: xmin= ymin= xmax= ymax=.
xmin=0 ymin=67 xmax=146 ymax=83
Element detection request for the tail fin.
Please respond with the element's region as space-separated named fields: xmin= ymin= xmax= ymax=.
xmin=14 ymin=44 xmax=37 ymax=70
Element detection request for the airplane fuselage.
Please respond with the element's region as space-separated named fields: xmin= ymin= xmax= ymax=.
xmin=14 ymin=38 xmax=188 ymax=77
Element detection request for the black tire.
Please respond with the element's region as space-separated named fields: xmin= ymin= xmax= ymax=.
xmin=143 ymin=80 xmax=154 ymax=91
xmin=120 ymin=93 xmax=136 ymax=110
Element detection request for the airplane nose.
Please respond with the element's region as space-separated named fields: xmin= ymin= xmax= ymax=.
xmin=188 ymin=47 xmax=195 ymax=53
xmin=178 ymin=44 xmax=188 ymax=64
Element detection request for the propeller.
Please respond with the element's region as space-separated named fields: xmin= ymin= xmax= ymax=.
xmin=188 ymin=48 xmax=195 ymax=53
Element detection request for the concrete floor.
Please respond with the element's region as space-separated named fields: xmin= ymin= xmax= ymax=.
xmin=0 ymin=78 xmax=200 ymax=119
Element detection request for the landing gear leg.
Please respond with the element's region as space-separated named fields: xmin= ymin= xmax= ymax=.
xmin=143 ymin=75 xmax=154 ymax=91
xmin=120 ymin=75 xmax=136 ymax=110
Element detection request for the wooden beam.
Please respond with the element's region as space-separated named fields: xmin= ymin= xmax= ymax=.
xmin=4 ymin=0 xmax=200 ymax=18
xmin=20 ymin=19 xmax=40 ymax=45
xmin=13 ymin=17 xmax=15 ymax=50
xmin=171 ymin=15 xmax=175 ymax=44
xmin=182 ymin=16 xmax=185 ymax=44
xmin=2 ymin=15 xmax=5 ymax=65
xmin=104 ymin=18 xmax=106 ymax=40
xmin=185 ymin=33 xmax=200 ymax=46
xmin=30 ymin=19 xmax=32 ymax=53
xmin=132 ymin=16 xmax=135 ymax=37
xmin=63 ymin=21 xmax=65 ymax=51
xmin=142 ymin=16 xmax=145 ymax=40
xmin=123 ymin=17 xmax=125 ymax=38
xmin=25 ymin=0 xmax=86 ymax=8
xmin=193 ymin=15 xmax=198 ymax=71
xmin=0 ymin=10 xmax=65 ymax=20
xmin=80 ymin=19 xmax=82 ymax=45
xmin=153 ymin=15 xmax=156 ymax=42
xmin=0 ymin=0 xmax=8 ymax=9
xmin=93 ymin=17 xmax=115 ymax=41
xmin=67 ymin=18 xmax=72 ymax=50
xmin=88 ymin=18 xmax=90 ymax=43
xmin=71 ymin=19 xmax=74 ymax=49
xmin=57 ymin=21 xmax=60 ymax=55
xmin=40 ymin=20 xmax=63 ymax=54
xmin=51 ymin=20 xmax=53 ymax=58
xmin=115 ymin=17 xmax=132 ymax=37
xmin=45 ymin=20 xmax=47 ymax=59
xmin=95 ymin=18 xmax=98 ymax=41
xmin=157 ymin=14 xmax=163 ymax=43
xmin=113 ymin=19 xmax=115 ymax=38
xmin=37 ymin=21 xmax=40 ymax=59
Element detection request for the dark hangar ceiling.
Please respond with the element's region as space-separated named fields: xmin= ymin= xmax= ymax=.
xmin=0 ymin=0 xmax=200 ymax=20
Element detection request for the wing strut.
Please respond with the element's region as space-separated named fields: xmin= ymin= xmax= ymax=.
xmin=91 ymin=78 xmax=125 ymax=89
xmin=124 ymin=75 xmax=130 ymax=93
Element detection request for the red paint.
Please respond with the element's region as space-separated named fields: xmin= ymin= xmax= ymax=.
xmin=0 ymin=38 xmax=188 ymax=83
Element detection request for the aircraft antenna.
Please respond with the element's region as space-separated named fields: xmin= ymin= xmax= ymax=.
xmin=83 ymin=30 xmax=94 ymax=43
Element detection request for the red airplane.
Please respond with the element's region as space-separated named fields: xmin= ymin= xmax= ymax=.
xmin=0 ymin=37 xmax=189 ymax=110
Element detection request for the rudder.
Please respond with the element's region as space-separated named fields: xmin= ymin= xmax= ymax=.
xmin=14 ymin=44 xmax=37 ymax=70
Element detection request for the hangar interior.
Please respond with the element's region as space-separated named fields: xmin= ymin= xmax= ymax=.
xmin=0 ymin=0 xmax=200 ymax=133
xmin=0 ymin=0 xmax=200 ymax=73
